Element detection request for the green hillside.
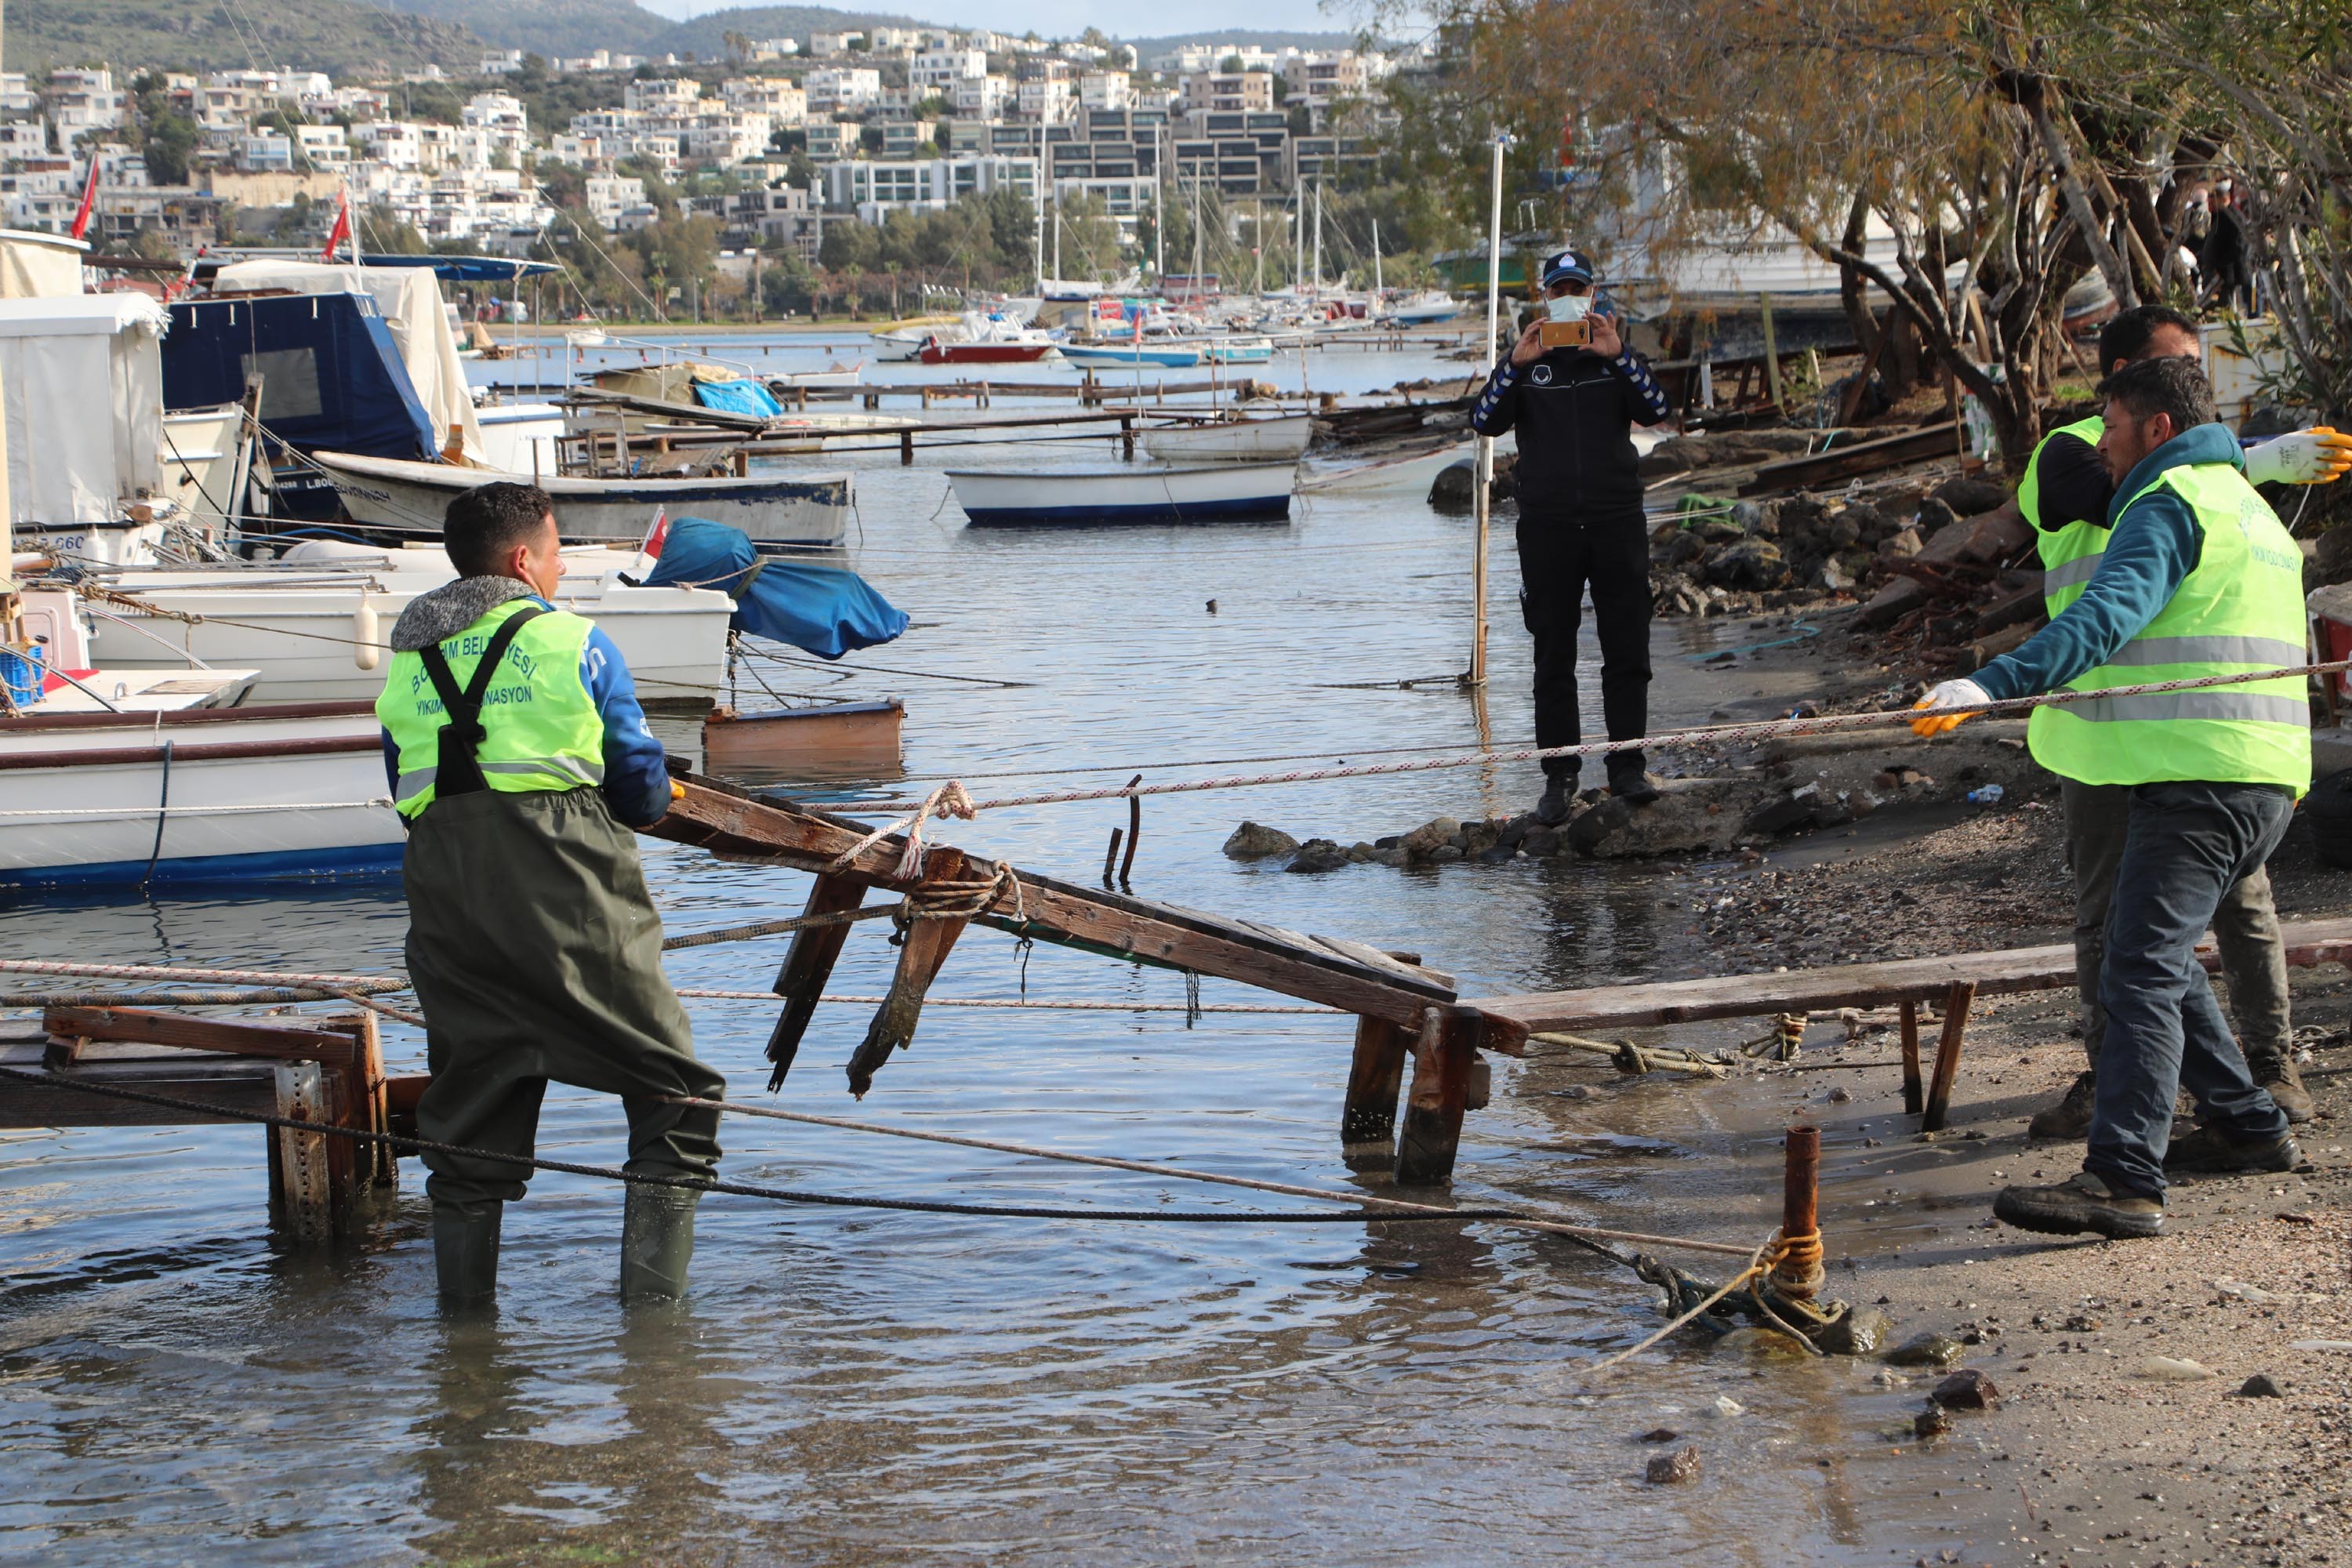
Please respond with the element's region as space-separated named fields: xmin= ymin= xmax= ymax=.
xmin=654 ymin=6 xmax=938 ymax=60
xmin=384 ymin=0 xmax=673 ymax=57
xmin=9 ymin=0 xmax=477 ymax=76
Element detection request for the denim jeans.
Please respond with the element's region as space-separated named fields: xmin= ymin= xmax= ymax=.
xmin=2061 ymin=779 xmax=2293 ymax=1068
xmin=2085 ymin=782 xmax=2294 ymax=1201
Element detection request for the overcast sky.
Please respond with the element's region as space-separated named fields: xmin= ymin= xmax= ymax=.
xmin=641 ymin=0 xmax=1364 ymax=38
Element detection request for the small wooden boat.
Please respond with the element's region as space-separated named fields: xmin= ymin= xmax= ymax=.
xmin=702 ymin=698 xmax=904 ymax=779
xmin=1141 ymin=414 xmax=1315 ymax=463
xmin=946 ymin=462 xmax=1296 ymax=526
xmin=308 ymin=449 xmax=855 ymax=554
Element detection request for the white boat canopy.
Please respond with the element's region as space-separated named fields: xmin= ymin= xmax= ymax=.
xmin=0 ymin=293 xmax=168 ymax=530
xmin=212 ymin=260 xmax=484 ymax=459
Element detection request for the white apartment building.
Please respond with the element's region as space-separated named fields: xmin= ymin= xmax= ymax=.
xmin=869 ymin=28 xmax=920 ymax=53
xmin=463 ymin=93 xmax=530 ymax=137
xmin=806 ymin=68 xmax=883 ymax=113
xmin=330 ymin=85 xmax=389 ymax=120
xmin=679 ymin=111 xmax=771 ymax=166
xmin=1288 ymin=49 xmax=1381 ymax=107
xmin=953 ymin=74 xmax=1011 ymax=117
xmin=241 ymin=133 xmax=294 ymax=172
xmin=1018 ymin=78 xmax=1075 ymax=122
xmin=912 ymin=48 xmax=988 ymax=90
xmin=801 ymin=122 xmax=862 ymax=162
xmin=583 ymin=175 xmax=646 ymax=228
xmin=1078 ymin=72 xmax=1131 ymax=111
xmin=47 ymin=69 xmax=128 ymax=133
xmin=0 ymin=122 xmax=48 ymax=159
xmin=1151 ymin=44 xmax=1283 ymax=74
xmin=724 ymin=77 xmax=807 ymax=125
xmin=0 ymin=74 xmax=38 ymax=117
xmin=480 ymin=50 xmax=525 ymax=74
xmin=823 ymin=154 xmax=1036 ymax=222
xmin=808 ymin=31 xmax=861 ymax=57
xmin=1180 ymin=71 xmax=1275 ymax=114
xmin=296 ymin=125 xmax=352 ymax=169
xmin=750 ymin=38 xmax=799 ymax=60
xmin=624 ymin=78 xmax=702 ymax=114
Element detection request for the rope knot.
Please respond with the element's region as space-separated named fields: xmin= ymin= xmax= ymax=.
xmin=827 ymin=779 xmax=978 ymax=881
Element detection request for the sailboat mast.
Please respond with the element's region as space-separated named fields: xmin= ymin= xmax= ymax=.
xmin=1311 ymin=181 xmax=1322 ymax=296
xmin=1372 ymin=217 xmax=1382 ymax=296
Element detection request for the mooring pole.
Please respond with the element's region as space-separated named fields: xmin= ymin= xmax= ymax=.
xmin=1467 ymin=132 xmax=1507 ymax=691
xmin=1771 ymin=1123 xmax=1824 ymax=1303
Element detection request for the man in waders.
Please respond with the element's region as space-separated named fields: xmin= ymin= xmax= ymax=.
xmin=1911 ymin=358 xmax=2307 ymax=1237
xmin=377 ymin=481 xmax=724 ymax=1307
xmin=1471 ymin=247 xmax=1673 ymax=823
xmin=2003 ymin=306 xmax=2350 ymax=1138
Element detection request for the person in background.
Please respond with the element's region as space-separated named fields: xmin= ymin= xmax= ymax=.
xmin=1471 ymin=247 xmax=1673 ymax=824
xmin=1914 ymin=358 xmax=2308 ymax=1238
xmin=2011 ymin=305 xmax=2351 ymax=1138
xmin=376 ymin=481 xmax=724 ymax=1309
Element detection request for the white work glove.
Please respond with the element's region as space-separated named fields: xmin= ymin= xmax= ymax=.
xmin=2244 ymin=427 xmax=2352 ymax=486
xmin=1911 ymin=677 xmax=1991 ymax=738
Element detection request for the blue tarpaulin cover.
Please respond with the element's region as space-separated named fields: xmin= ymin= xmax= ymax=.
xmin=644 ymin=517 xmax=908 ymax=659
xmin=692 ymin=377 xmax=784 ymax=419
xmin=165 ymin=292 xmax=438 ymax=459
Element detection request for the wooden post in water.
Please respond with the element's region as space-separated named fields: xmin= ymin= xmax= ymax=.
xmin=1771 ymin=1123 xmax=1824 ymax=1303
xmin=1898 ymin=1000 xmax=1923 ymax=1114
xmin=763 ymin=872 xmax=870 ymax=1090
xmin=845 ymin=847 xmax=972 ymax=1099
xmin=1395 ymin=1008 xmax=1479 ymax=1186
xmin=1341 ymin=1015 xmax=1410 ymax=1152
xmin=1922 ymin=980 xmax=1977 ymax=1132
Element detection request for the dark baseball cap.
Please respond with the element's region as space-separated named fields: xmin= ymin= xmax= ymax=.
xmin=1540 ymin=248 xmax=1595 ymax=288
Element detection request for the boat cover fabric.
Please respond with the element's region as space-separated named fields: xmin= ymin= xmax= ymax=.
xmin=165 ymin=292 xmax=438 ymax=463
xmin=644 ymin=517 xmax=907 ymax=659
xmin=0 ymin=294 xmax=168 ymax=528
xmin=691 ymin=377 xmax=784 ymax=419
xmin=212 ymin=261 xmax=484 ymax=457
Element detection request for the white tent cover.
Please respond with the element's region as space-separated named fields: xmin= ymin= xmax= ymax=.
xmin=0 ymin=293 xmax=169 ymax=529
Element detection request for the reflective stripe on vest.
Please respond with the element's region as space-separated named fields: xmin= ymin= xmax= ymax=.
xmin=375 ymin=599 xmax=606 ymax=819
xmin=2024 ymin=457 xmax=2311 ymax=794
xmin=2023 ymin=415 xmax=2110 ymax=618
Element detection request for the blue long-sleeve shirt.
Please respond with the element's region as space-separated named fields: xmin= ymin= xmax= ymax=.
xmin=1973 ymin=423 xmax=2241 ymax=702
xmin=380 ymin=597 xmax=674 ymax=828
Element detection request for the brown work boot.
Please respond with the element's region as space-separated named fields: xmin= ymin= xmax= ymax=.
xmin=1993 ymin=1171 xmax=2164 ymax=1240
xmin=2027 ymin=1070 xmax=2098 ymax=1140
xmin=2247 ymin=1054 xmax=2315 ymax=1124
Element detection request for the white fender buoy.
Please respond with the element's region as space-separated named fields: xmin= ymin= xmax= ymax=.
xmin=354 ymin=599 xmax=380 ymax=670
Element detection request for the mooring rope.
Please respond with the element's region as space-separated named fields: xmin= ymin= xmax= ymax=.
xmin=0 ymin=960 xmax=407 ymax=991
xmin=0 ymin=1064 xmax=1521 ymax=1227
xmin=676 ymin=1094 xmax=1758 ymax=1260
xmin=858 ymin=659 xmax=2352 ymax=815
xmin=1581 ymin=1230 xmax=1786 ymax=1380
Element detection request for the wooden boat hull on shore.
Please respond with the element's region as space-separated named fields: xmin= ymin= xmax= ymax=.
xmin=0 ymin=700 xmax=402 ymax=887
xmin=917 ymin=341 xmax=1055 ymax=365
xmin=702 ymin=698 xmax=904 ymax=779
xmin=309 ymin=450 xmax=854 ymax=554
xmin=946 ymin=463 xmax=1295 ymax=527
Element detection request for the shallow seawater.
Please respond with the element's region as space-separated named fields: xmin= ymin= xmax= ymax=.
xmin=1 ymin=337 xmax=2004 ymax=1564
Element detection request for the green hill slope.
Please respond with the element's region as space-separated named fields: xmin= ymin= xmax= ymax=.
xmin=9 ymin=0 xmax=477 ymax=76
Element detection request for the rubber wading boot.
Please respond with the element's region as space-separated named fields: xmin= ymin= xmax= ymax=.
xmin=2246 ymin=1054 xmax=2315 ymax=1124
xmin=1992 ymin=1171 xmax=2163 ymax=1240
xmin=433 ymin=1200 xmax=503 ymax=1309
xmin=620 ymin=1185 xmax=702 ymax=1303
xmin=2162 ymin=1125 xmax=2300 ymax=1174
xmin=1534 ymin=777 xmax=1575 ymax=827
xmin=2027 ymin=1069 xmax=2099 ymax=1140
xmin=1606 ymin=760 xmax=1661 ymax=805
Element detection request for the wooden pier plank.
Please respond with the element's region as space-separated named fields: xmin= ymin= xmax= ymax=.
xmin=764 ymin=871 xmax=869 ymax=1087
xmin=1469 ymin=918 xmax=2352 ymax=1046
xmin=0 ymin=1040 xmax=278 ymax=1127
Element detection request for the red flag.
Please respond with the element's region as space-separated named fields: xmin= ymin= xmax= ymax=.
xmin=320 ymin=192 xmax=351 ymax=261
xmin=638 ymin=507 xmax=669 ymax=560
xmin=68 ymin=156 xmax=100 ymax=241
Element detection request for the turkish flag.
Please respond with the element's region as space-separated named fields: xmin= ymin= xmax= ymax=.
xmin=638 ymin=507 xmax=669 ymax=559
xmin=68 ymin=157 xmax=100 ymax=240
xmin=320 ymin=193 xmax=351 ymax=261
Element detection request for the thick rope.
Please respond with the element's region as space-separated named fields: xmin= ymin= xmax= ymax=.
xmin=1580 ymin=1230 xmax=1784 ymax=1380
xmin=862 ymin=660 xmax=2352 ymax=815
xmin=0 ymin=960 xmax=407 ymax=991
xmin=826 ymin=779 xmax=978 ymax=879
xmin=0 ymin=1064 xmax=1518 ymax=1226
xmin=661 ymin=903 xmax=898 ymax=950
xmin=676 ymin=1094 xmax=1757 ymax=1258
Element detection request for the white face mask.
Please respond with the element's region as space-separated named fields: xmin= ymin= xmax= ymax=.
xmin=1547 ymin=292 xmax=1592 ymax=323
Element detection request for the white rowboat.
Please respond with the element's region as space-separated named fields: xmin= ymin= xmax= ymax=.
xmin=947 ymin=463 xmax=1295 ymax=526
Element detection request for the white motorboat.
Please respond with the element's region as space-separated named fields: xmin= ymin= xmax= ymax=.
xmin=946 ymin=462 xmax=1296 ymax=526
xmin=776 ymin=358 xmax=865 ymax=387
xmin=0 ymin=697 xmax=403 ymax=887
xmin=1387 ymin=290 xmax=1466 ymax=325
xmin=1140 ymin=415 xmax=1315 ymax=463
xmin=82 ymin=543 xmax=739 ymax=709
xmin=470 ymin=397 xmax=566 ymax=475
xmin=307 ymin=449 xmax=854 ymax=554
xmin=1058 ymin=341 xmax=1203 ymax=370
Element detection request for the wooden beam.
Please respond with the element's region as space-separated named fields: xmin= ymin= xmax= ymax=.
xmin=1921 ymin=981 xmax=1976 ymax=1134
xmin=846 ymin=848 xmax=972 ymax=1098
xmin=1737 ymin=422 xmax=1961 ymax=495
xmin=1899 ymin=1001 xmax=1923 ymax=1115
xmin=763 ymin=871 xmax=869 ymax=1089
xmin=645 ymin=778 xmax=1458 ymax=1033
xmin=1341 ymin=1014 xmax=1411 ymax=1149
xmin=42 ymin=1006 xmax=361 ymax=1062
xmin=1394 ymin=1010 xmax=1479 ymax=1187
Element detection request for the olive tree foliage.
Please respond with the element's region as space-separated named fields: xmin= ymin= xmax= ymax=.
xmin=1388 ymin=0 xmax=2165 ymax=464
xmin=2049 ymin=0 xmax=2352 ymax=420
